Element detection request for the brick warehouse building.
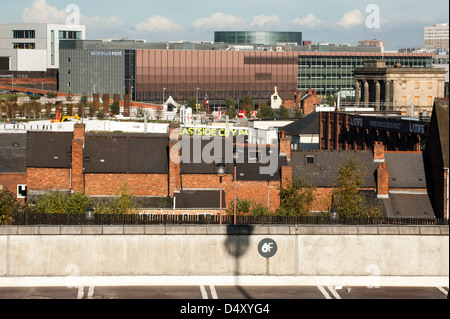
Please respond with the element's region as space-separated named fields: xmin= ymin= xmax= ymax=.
xmin=1 ymin=114 xmax=447 ymax=219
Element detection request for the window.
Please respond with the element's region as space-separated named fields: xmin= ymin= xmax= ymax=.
xmin=306 ymin=155 xmax=315 ymax=164
xmin=59 ymin=31 xmax=82 ymax=39
xmin=401 ymin=81 xmax=407 ymax=89
xmin=13 ymin=30 xmax=35 ymax=39
xmin=414 ymin=96 xmax=419 ymax=106
xmin=415 ymin=82 xmax=420 ymax=89
xmin=13 ymin=43 xmax=35 ymax=49
xmin=427 ymin=96 xmax=433 ymax=106
xmin=401 ymin=96 xmax=407 ymax=106
xmin=428 ymin=82 xmax=433 ymax=89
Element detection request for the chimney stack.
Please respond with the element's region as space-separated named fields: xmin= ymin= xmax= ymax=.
xmin=373 ymin=141 xmax=385 ymax=163
xmin=377 ymin=162 xmax=389 ymax=199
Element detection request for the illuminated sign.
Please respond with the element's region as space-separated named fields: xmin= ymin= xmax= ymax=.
xmin=180 ymin=127 xmax=249 ymax=137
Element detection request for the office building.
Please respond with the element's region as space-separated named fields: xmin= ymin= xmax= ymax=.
xmin=424 ymin=23 xmax=449 ymax=53
xmin=214 ymin=31 xmax=302 ymax=46
xmin=58 ymin=39 xmax=435 ymax=104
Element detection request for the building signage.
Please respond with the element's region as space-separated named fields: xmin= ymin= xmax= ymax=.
xmin=91 ymin=50 xmax=123 ymax=57
xmin=349 ymin=116 xmax=427 ymax=135
xmin=180 ymin=127 xmax=249 ymax=137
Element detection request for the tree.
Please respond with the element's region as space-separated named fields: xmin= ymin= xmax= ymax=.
xmin=277 ymin=177 xmax=315 ymax=216
xmin=104 ymin=183 xmax=138 ymax=214
xmin=110 ymin=101 xmax=120 ymax=115
xmin=257 ymin=103 xmax=274 ymax=119
xmin=33 ymin=191 xmax=91 ymax=215
xmin=277 ymin=105 xmax=290 ymax=119
xmin=186 ymin=96 xmax=197 ymax=111
xmin=0 ymin=189 xmax=22 ymax=225
xmin=332 ymin=158 xmax=382 ymax=218
xmin=225 ymin=98 xmax=237 ymax=119
xmin=239 ymin=95 xmax=254 ymax=118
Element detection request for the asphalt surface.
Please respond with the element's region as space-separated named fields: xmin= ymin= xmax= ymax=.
xmin=0 ymin=285 xmax=447 ymax=299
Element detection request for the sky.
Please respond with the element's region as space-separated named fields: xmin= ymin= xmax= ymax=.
xmin=0 ymin=0 xmax=448 ymax=51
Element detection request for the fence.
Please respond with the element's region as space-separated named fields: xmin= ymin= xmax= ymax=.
xmin=10 ymin=212 xmax=449 ymax=226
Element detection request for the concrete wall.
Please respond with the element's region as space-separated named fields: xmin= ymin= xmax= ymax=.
xmin=0 ymin=225 xmax=448 ymax=279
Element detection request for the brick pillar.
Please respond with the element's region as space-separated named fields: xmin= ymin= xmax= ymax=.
xmin=373 ymin=141 xmax=385 ymax=162
xmin=113 ymin=94 xmax=120 ymax=104
xmin=169 ymin=123 xmax=181 ymax=197
xmin=124 ymin=94 xmax=130 ymax=117
xmin=102 ymin=94 xmax=109 ymax=114
xmin=71 ymin=124 xmax=85 ymax=192
xmin=93 ymin=93 xmax=100 ymax=112
xmin=377 ymin=162 xmax=389 ymax=199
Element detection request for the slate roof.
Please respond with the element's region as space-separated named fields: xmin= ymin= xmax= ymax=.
xmin=180 ymin=137 xmax=284 ymax=181
xmin=282 ymin=112 xmax=319 ymax=136
xmin=0 ymin=133 xmax=27 ymax=173
xmin=175 ymin=189 xmax=226 ymax=209
xmin=385 ymin=153 xmax=431 ymax=188
xmin=381 ymin=192 xmax=437 ymax=218
xmin=291 ymin=150 xmax=378 ymax=187
xmin=84 ymin=134 xmax=169 ymax=174
xmin=26 ymin=132 xmax=73 ymax=168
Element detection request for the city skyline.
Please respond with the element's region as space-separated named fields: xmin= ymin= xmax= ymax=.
xmin=0 ymin=0 xmax=448 ymax=51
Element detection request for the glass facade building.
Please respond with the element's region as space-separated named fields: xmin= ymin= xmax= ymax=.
xmin=59 ymin=40 xmax=434 ymax=105
xmin=214 ymin=31 xmax=302 ymax=46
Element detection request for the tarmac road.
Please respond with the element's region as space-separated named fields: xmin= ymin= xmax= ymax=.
xmin=0 ymin=285 xmax=447 ymax=299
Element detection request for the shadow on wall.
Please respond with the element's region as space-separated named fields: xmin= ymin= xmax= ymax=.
xmin=225 ymin=224 xmax=254 ymax=299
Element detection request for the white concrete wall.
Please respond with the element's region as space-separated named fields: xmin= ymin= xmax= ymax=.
xmin=0 ymin=225 xmax=448 ymax=279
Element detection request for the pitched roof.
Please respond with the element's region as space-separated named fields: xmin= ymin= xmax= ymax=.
xmin=291 ymin=150 xmax=378 ymax=187
xmin=84 ymin=134 xmax=169 ymax=174
xmin=434 ymin=98 xmax=449 ymax=168
xmin=26 ymin=132 xmax=72 ymax=168
xmin=0 ymin=133 xmax=27 ymax=173
xmin=385 ymin=152 xmax=431 ymax=188
xmin=175 ymin=189 xmax=226 ymax=209
xmin=381 ymin=192 xmax=436 ymax=218
xmin=282 ymin=112 xmax=319 ymax=135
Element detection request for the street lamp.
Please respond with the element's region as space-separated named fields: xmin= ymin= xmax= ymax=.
xmin=216 ymin=162 xmax=227 ymax=225
xmin=330 ymin=206 xmax=339 ymax=223
xmin=85 ymin=205 xmax=94 ymax=223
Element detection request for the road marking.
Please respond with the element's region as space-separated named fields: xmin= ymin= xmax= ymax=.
xmin=318 ymin=286 xmax=331 ymax=299
xmin=210 ymin=285 xmax=218 ymax=299
xmin=87 ymin=286 xmax=95 ymax=299
xmin=77 ymin=286 xmax=84 ymax=299
xmin=327 ymin=286 xmax=342 ymax=299
xmin=200 ymin=285 xmax=208 ymax=299
xmin=436 ymin=287 xmax=448 ymax=296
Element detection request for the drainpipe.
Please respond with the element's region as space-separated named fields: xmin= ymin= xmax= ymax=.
xmin=446 ymin=168 xmax=449 ymax=221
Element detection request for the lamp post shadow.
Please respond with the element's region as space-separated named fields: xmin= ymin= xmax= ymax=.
xmin=224 ymin=224 xmax=254 ymax=299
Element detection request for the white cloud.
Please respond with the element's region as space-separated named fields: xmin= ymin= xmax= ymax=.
xmin=135 ymin=15 xmax=182 ymax=32
xmin=193 ymin=12 xmax=245 ymax=30
xmin=293 ymin=14 xmax=324 ymax=28
xmin=337 ymin=9 xmax=364 ymax=28
xmin=22 ymin=0 xmax=66 ymax=23
xmin=250 ymin=15 xmax=280 ymax=28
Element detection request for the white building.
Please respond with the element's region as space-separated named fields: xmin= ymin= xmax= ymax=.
xmin=424 ymin=23 xmax=449 ymax=53
xmin=0 ymin=23 xmax=86 ymax=72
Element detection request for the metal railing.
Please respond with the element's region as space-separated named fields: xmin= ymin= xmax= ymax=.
xmin=10 ymin=212 xmax=449 ymax=226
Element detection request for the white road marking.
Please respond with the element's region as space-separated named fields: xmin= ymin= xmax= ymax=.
xmin=318 ymin=286 xmax=331 ymax=299
xmin=77 ymin=286 xmax=84 ymax=299
xmin=436 ymin=287 xmax=448 ymax=296
xmin=327 ymin=286 xmax=342 ymax=299
xmin=200 ymin=285 xmax=208 ymax=299
xmin=87 ymin=286 xmax=95 ymax=299
xmin=210 ymin=285 xmax=218 ymax=299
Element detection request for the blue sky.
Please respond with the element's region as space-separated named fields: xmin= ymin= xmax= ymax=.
xmin=1 ymin=0 xmax=448 ymax=50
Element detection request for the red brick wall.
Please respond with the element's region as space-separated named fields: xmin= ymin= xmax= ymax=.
xmin=181 ymin=174 xmax=281 ymax=212
xmin=71 ymin=124 xmax=85 ymax=192
xmin=27 ymin=168 xmax=71 ymax=190
xmin=373 ymin=141 xmax=385 ymax=161
xmin=0 ymin=173 xmax=27 ymax=201
xmin=85 ymin=174 xmax=168 ymax=196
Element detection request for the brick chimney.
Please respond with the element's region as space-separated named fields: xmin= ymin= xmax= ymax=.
xmin=373 ymin=141 xmax=385 ymax=163
xmin=279 ymin=131 xmax=291 ymax=162
xmin=169 ymin=123 xmax=181 ymax=197
xmin=377 ymin=162 xmax=389 ymax=199
xmin=71 ymin=124 xmax=85 ymax=192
